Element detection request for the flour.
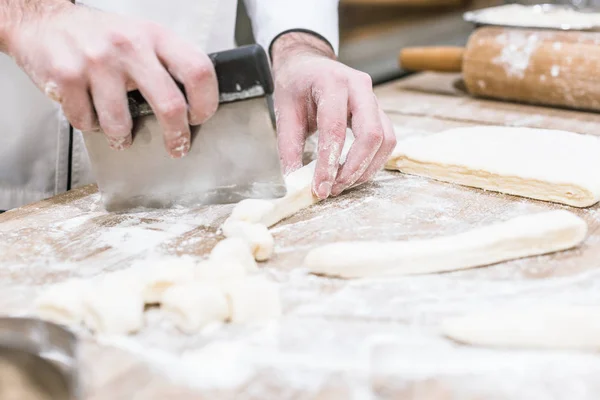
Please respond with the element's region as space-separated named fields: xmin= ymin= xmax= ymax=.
xmin=3 ymin=137 xmax=600 ymax=398
xmin=493 ymin=31 xmax=539 ymax=79
xmin=466 ymin=4 xmax=600 ymax=30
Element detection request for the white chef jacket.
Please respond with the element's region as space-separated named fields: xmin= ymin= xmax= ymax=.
xmin=0 ymin=0 xmax=339 ymax=210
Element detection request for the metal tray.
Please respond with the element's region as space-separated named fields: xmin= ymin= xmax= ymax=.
xmin=464 ymin=3 xmax=600 ymax=31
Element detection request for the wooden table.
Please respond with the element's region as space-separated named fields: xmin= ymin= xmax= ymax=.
xmin=3 ymin=72 xmax=600 ymax=399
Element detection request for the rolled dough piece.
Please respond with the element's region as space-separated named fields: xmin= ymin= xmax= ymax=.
xmin=210 ymin=237 xmax=258 ymax=272
xmin=221 ymin=220 xmax=274 ymax=261
xmin=385 ymin=126 xmax=600 ymax=207
xmin=134 ymin=257 xmax=198 ymax=304
xmin=161 ymin=282 xmax=229 ymax=334
xmin=223 ymin=277 xmax=282 ymax=323
xmin=441 ymin=306 xmax=600 ymax=350
xmin=305 ymin=210 xmax=587 ymax=278
xmin=227 ymin=161 xmax=318 ymax=228
xmin=194 ymin=259 xmax=247 ymax=284
xmin=34 ymin=279 xmax=90 ymax=326
xmin=83 ymin=270 xmax=145 ymax=335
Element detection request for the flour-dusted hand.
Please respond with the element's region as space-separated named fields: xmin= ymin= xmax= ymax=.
xmin=271 ymin=32 xmax=396 ymax=199
xmin=3 ymin=0 xmax=218 ymax=158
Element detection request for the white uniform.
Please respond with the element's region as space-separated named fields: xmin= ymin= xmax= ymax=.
xmin=0 ymin=0 xmax=338 ymax=210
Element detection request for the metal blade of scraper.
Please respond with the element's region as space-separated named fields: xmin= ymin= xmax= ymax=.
xmin=84 ymin=45 xmax=286 ymax=212
xmin=0 ymin=317 xmax=79 ymax=399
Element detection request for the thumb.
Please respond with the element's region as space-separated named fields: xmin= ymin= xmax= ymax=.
xmin=275 ymin=97 xmax=308 ymax=175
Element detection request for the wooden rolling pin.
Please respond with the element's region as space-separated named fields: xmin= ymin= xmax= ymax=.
xmin=399 ymin=27 xmax=600 ymax=112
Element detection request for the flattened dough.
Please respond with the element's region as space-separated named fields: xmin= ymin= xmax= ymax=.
xmin=442 ymin=306 xmax=600 ymax=350
xmin=305 ymin=210 xmax=587 ymax=278
xmin=385 ymin=126 xmax=600 ymax=207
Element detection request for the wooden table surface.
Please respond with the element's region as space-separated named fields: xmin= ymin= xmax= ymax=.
xmin=4 ymin=72 xmax=600 ymax=399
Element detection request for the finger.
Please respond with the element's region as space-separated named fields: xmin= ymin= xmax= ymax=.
xmin=275 ymin=96 xmax=309 ymax=175
xmin=313 ymin=85 xmax=348 ymax=199
xmin=129 ymin=56 xmax=190 ymax=158
xmin=331 ymin=76 xmax=383 ymax=196
xmin=60 ymin=83 xmax=99 ymax=132
xmin=349 ymin=108 xmax=397 ymax=189
xmin=89 ymin=72 xmax=132 ymax=150
xmin=156 ymin=36 xmax=218 ymax=126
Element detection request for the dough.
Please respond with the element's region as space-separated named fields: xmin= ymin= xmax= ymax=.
xmin=34 ymin=279 xmax=90 ymax=326
xmin=466 ymin=4 xmax=600 ymax=30
xmin=441 ymin=306 xmax=600 ymax=350
xmin=385 ymin=126 xmax=600 ymax=207
xmin=227 ymin=161 xmax=318 ymax=228
xmin=229 ymin=199 xmax=275 ymax=225
xmin=194 ymin=259 xmax=247 ymax=283
xmin=304 ymin=210 xmax=587 ymax=278
xmin=161 ymin=282 xmax=229 ymax=334
xmin=83 ymin=270 xmax=145 ymax=335
xmin=221 ymin=219 xmax=274 ymax=261
xmin=210 ymin=237 xmax=258 ymax=272
xmin=223 ymin=277 xmax=282 ymax=323
xmin=132 ymin=256 xmax=197 ymax=304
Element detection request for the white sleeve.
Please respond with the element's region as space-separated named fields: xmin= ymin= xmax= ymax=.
xmin=243 ymin=0 xmax=340 ymax=55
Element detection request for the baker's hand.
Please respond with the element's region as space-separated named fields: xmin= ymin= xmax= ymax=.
xmin=3 ymin=0 xmax=218 ymax=158
xmin=271 ymin=32 xmax=396 ymax=199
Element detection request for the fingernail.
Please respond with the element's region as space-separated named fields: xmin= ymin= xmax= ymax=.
xmin=107 ymin=135 xmax=132 ymax=151
xmin=169 ymin=136 xmax=190 ymax=159
xmin=44 ymin=82 xmax=62 ymax=103
xmin=331 ymin=185 xmax=343 ymax=197
xmin=316 ymin=182 xmax=332 ymax=199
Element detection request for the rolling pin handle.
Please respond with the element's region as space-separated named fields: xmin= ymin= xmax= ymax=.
xmin=399 ymin=47 xmax=465 ymax=73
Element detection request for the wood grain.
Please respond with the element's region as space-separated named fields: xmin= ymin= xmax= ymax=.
xmin=2 ymin=73 xmax=600 ymax=398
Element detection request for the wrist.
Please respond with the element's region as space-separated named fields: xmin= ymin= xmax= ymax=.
xmin=0 ymin=0 xmax=72 ymax=54
xmin=270 ymin=31 xmax=336 ymax=70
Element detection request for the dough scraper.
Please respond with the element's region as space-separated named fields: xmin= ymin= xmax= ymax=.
xmin=84 ymin=44 xmax=286 ymax=212
xmin=0 ymin=317 xmax=79 ymax=399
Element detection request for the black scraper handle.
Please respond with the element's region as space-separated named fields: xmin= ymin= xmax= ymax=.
xmin=127 ymin=44 xmax=273 ymax=119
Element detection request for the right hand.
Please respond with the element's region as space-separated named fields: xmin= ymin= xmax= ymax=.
xmin=5 ymin=1 xmax=218 ymax=158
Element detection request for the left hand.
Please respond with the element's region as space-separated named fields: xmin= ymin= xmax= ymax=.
xmin=271 ymin=32 xmax=396 ymax=199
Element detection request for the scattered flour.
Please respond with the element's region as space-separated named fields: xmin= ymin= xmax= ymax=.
xmin=2 ymin=128 xmax=600 ymax=397
xmin=493 ymin=31 xmax=539 ymax=79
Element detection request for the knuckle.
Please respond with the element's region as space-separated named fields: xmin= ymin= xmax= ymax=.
xmin=332 ymin=70 xmax=348 ymax=85
xmin=100 ymin=121 xmax=133 ymax=136
xmin=97 ymin=109 xmax=132 ymax=135
xmin=356 ymin=71 xmax=373 ymax=88
xmin=85 ymin=48 xmax=110 ymax=66
xmin=69 ymin=114 xmax=93 ymax=131
xmin=327 ymin=119 xmax=348 ymax=137
xmin=186 ymin=59 xmax=214 ymax=83
xmin=143 ymin=21 xmax=165 ymax=35
xmin=157 ymin=97 xmax=187 ymax=120
xmin=52 ymin=65 xmax=83 ymax=85
xmin=366 ymin=129 xmax=384 ymax=147
xmin=386 ymin=132 xmax=398 ymax=150
xmin=107 ymin=30 xmax=136 ymax=52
